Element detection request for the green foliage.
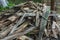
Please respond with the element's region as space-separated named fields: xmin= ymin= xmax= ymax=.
xmin=8 ymin=3 xmax=15 ymax=8
xmin=0 ymin=3 xmax=15 ymax=11
xmin=26 ymin=33 xmax=31 ymax=36
xmin=8 ymin=0 xmax=42 ymax=4
xmin=33 ymin=0 xmax=42 ymax=3
xmin=0 ymin=6 xmax=9 ymax=11
xmin=0 ymin=0 xmax=42 ymax=11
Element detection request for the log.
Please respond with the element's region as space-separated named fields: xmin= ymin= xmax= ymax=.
xmin=9 ymin=13 xmax=27 ymax=34
xmin=14 ymin=21 xmax=29 ymax=34
xmin=0 ymin=24 xmax=13 ymax=38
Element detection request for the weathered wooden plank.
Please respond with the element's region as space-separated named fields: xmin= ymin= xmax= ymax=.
xmin=0 ymin=24 xmax=13 ymax=38
xmin=9 ymin=13 xmax=27 ymax=35
xmin=36 ymin=12 xmax=40 ymax=27
xmin=39 ymin=6 xmax=50 ymax=40
xmin=14 ymin=21 xmax=29 ymax=34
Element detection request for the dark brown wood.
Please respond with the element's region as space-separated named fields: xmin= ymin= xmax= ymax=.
xmin=51 ymin=0 xmax=55 ymax=11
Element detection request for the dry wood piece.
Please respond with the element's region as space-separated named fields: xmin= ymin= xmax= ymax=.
xmin=17 ymin=36 xmax=33 ymax=40
xmin=8 ymin=16 xmax=18 ymax=22
xmin=15 ymin=21 xmax=29 ymax=33
xmin=0 ymin=24 xmax=13 ymax=38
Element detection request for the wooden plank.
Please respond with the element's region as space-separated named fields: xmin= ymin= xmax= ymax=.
xmin=39 ymin=6 xmax=50 ymax=40
xmin=9 ymin=13 xmax=27 ymax=35
xmin=14 ymin=21 xmax=29 ymax=34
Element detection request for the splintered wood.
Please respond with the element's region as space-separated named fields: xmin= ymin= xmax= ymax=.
xmin=0 ymin=1 xmax=60 ymax=40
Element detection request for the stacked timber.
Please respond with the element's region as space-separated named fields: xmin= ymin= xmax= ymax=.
xmin=0 ymin=1 xmax=60 ymax=40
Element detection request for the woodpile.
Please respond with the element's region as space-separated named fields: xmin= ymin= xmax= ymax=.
xmin=0 ymin=1 xmax=60 ymax=40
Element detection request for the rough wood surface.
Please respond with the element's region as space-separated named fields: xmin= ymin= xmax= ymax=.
xmin=0 ymin=1 xmax=60 ymax=40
